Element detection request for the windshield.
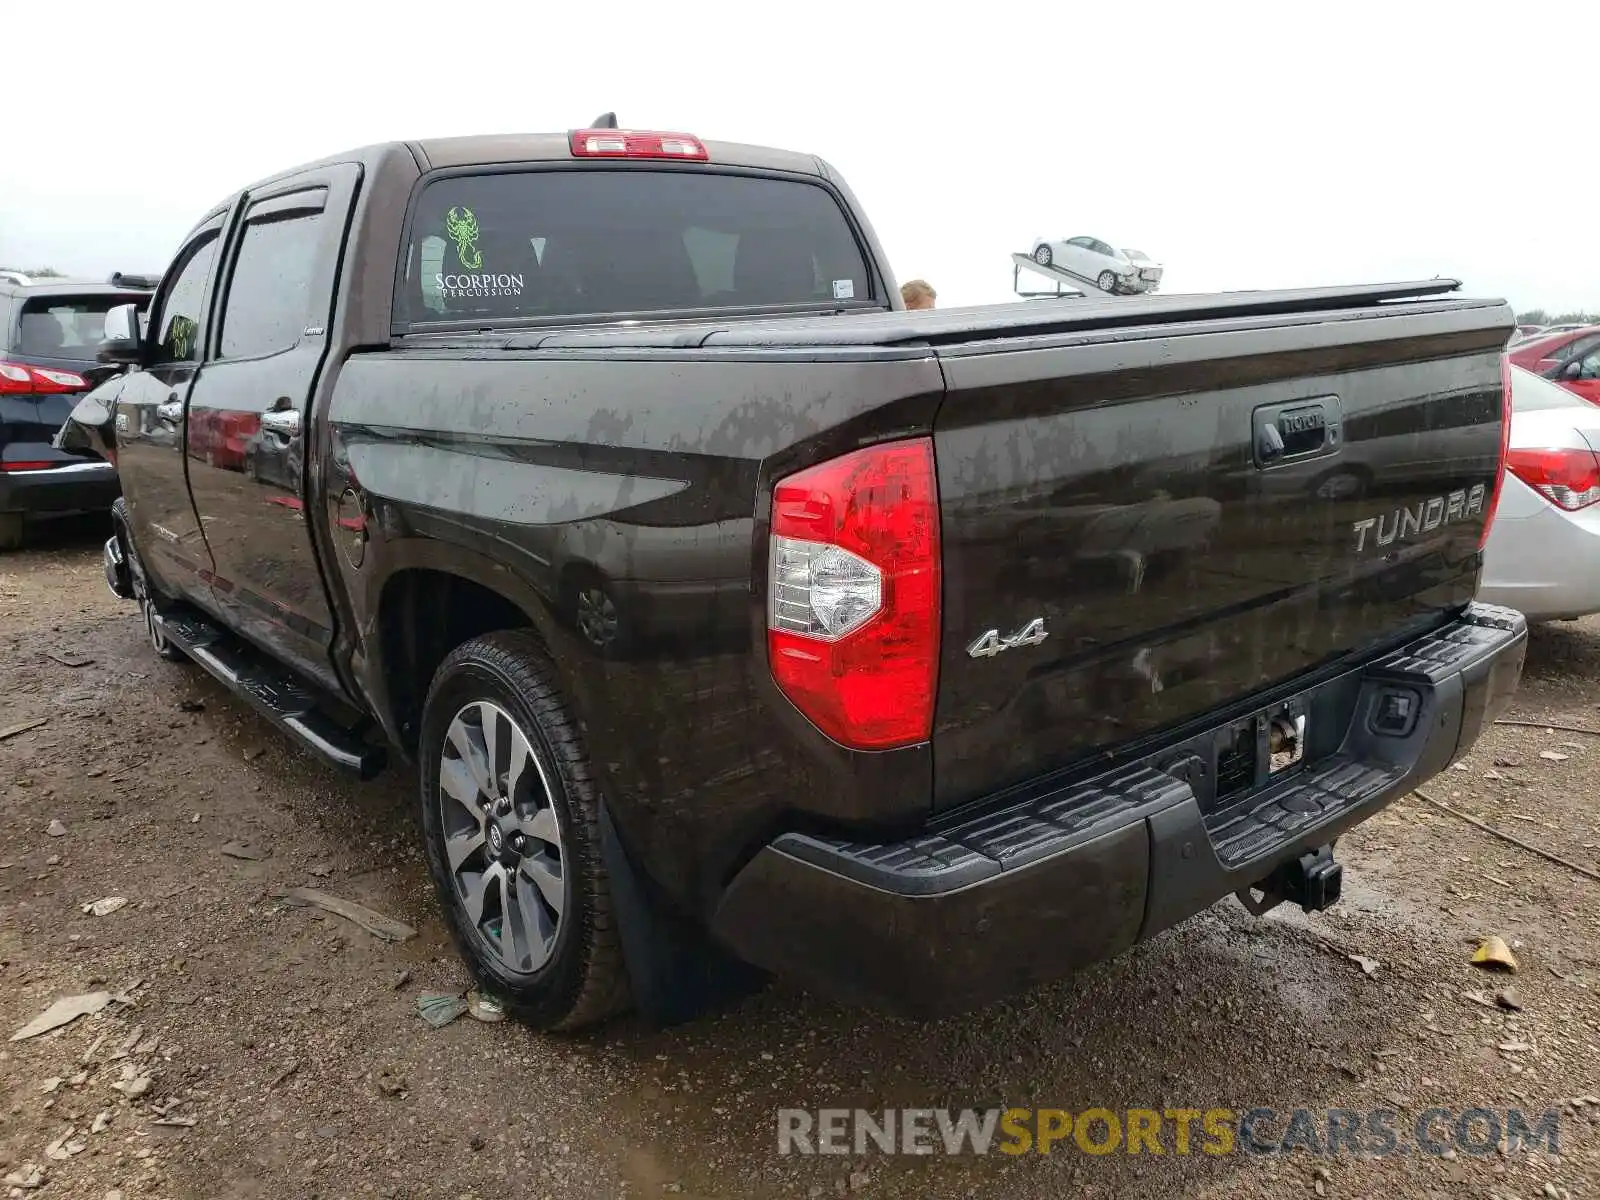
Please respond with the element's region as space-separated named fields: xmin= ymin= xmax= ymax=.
xmin=1511 ymin=364 xmax=1585 ymax=412
xmin=399 ymin=168 xmax=874 ymax=326
xmin=16 ymin=295 xmax=149 ymax=362
xmin=1121 ymin=248 xmax=1149 ymax=261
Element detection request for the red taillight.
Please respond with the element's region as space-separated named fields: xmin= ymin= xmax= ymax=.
xmin=1506 ymin=446 xmax=1600 ymax=511
xmin=1 ymin=461 xmax=60 ymax=472
xmin=0 ymin=360 xmax=87 ymax=395
xmin=767 ymin=438 xmax=942 ymax=751
xmin=568 ymin=129 xmax=709 ymax=161
xmin=1480 ymin=357 xmax=1514 ymax=548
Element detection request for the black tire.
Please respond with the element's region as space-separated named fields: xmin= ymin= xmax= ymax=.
xmin=1032 ymin=244 xmax=1053 ymax=266
xmin=418 ymin=630 xmax=630 ymax=1031
xmin=0 ymin=512 xmax=23 ymax=552
xmin=1097 ymin=270 xmax=1118 ymax=293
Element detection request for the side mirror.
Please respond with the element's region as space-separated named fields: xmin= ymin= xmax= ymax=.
xmin=1563 ymin=359 xmax=1584 ymax=380
xmin=97 ymin=303 xmax=145 ymax=365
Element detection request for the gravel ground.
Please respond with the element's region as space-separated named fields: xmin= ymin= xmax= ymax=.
xmin=1 ymin=522 xmax=1597 ymax=1199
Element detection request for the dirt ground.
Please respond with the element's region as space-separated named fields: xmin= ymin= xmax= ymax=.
xmin=1 ymin=521 xmax=1597 ymax=1200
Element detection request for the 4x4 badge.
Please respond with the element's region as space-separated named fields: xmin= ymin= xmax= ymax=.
xmin=967 ymin=617 xmax=1049 ymax=659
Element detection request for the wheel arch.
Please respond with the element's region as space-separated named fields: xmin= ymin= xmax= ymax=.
xmin=366 ymin=544 xmax=564 ymax=758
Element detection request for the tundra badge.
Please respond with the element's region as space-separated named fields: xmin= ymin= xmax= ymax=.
xmin=967 ymin=618 xmax=1049 ymax=659
xmin=1352 ymin=484 xmax=1486 ymax=553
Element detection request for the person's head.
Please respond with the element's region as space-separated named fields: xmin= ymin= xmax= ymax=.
xmin=901 ymin=279 xmax=936 ymax=311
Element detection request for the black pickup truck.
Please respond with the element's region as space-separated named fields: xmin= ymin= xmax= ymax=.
xmin=68 ymin=122 xmax=1528 ymax=1030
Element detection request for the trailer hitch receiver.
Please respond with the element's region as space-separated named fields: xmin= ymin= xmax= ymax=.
xmin=1236 ymin=843 xmax=1343 ymax=916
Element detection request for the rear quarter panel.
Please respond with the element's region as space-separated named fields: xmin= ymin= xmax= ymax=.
xmin=324 ymin=347 xmax=944 ymax=909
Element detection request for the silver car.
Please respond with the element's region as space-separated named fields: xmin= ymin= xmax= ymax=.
xmin=1479 ymin=364 xmax=1600 ymax=621
xmin=1029 ymin=236 xmax=1163 ymax=295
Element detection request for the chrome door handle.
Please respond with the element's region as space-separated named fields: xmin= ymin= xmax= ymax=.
xmin=261 ymin=409 xmax=301 ymax=436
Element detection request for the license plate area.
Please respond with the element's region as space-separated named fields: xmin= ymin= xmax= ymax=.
xmin=1211 ymin=696 xmax=1310 ymax=809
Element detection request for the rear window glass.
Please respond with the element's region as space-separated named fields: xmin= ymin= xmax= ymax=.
xmin=398 ymin=169 xmax=873 ymax=327
xmin=16 ymin=295 xmax=150 ymax=361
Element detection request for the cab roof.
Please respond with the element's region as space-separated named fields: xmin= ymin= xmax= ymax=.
xmin=0 ymin=278 xmax=156 ymax=300
xmin=231 ymin=128 xmax=829 ymax=204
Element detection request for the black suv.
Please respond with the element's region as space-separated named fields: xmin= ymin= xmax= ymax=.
xmin=0 ymin=272 xmax=156 ymax=548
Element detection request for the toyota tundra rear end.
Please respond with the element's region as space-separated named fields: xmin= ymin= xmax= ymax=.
xmin=710 ymin=283 xmax=1527 ymax=1015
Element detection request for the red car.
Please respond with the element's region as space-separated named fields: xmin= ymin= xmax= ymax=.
xmin=1507 ymin=325 xmax=1600 ymax=405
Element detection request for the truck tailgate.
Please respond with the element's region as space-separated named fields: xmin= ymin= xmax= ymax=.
xmin=928 ymin=298 xmax=1511 ymax=808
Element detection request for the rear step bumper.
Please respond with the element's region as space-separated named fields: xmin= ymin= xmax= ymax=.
xmin=153 ymin=607 xmax=386 ymax=781
xmin=710 ymin=603 xmax=1527 ymax=1017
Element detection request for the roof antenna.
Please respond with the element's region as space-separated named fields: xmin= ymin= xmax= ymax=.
xmin=590 ymin=112 xmax=618 ymax=129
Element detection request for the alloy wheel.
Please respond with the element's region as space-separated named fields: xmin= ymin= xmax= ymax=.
xmin=437 ymin=700 xmax=568 ymax=976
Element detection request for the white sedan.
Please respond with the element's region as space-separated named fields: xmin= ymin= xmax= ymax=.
xmin=1479 ymin=364 xmax=1600 ymax=621
xmin=1029 ymin=236 xmax=1163 ymax=295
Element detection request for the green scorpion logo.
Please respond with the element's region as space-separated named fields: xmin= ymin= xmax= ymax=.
xmin=444 ymin=207 xmax=483 ymax=269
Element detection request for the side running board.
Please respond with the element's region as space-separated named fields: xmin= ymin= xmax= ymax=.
xmin=154 ymin=607 xmax=386 ymax=781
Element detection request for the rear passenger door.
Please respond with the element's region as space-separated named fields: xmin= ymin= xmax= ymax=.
xmin=115 ymin=220 xmax=226 ymax=607
xmin=184 ymin=164 xmax=359 ymax=695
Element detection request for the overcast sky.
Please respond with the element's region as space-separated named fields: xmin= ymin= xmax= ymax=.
xmin=2 ymin=2 xmax=1594 ymax=313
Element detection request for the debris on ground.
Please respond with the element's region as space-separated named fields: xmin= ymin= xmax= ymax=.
xmin=91 ymin=1111 xmax=112 ymax=1134
xmin=1539 ymin=749 xmax=1569 ymax=762
xmin=220 ymin=839 xmax=271 ymax=861
xmin=176 ymin=698 xmax=205 ymax=713
xmin=10 ymin=991 xmax=113 ymax=1041
xmin=375 ymin=1069 xmax=407 ymax=1097
xmin=1471 ymin=936 xmax=1520 ymax=973
xmin=1348 ymin=954 xmax=1381 ymax=977
xmin=393 ymin=968 xmax=413 ymax=990
xmin=46 ymin=818 xmax=67 ymax=838
xmin=418 ymin=992 xmax=469 ymax=1028
xmin=0 ymin=715 xmax=48 ymax=741
xmin=111 ymin=1062 xmax=154 ymax=1098
xmin=274 ymin=887 xmax=416 ymax=942
xmin=82 ymin=896 xmax=128 ymax=917
xmin=308 ymin=862 xmax=333 ymax=878
xmin=3 ymin=1163 xmax=47 ymax=1190
xmin=45 ymin=649 xmax=94 ymax=668
xmin=112 ymin=1025 xmax=144 ymax=1059
xmin=1495 ymin=987 xmax=1524 ymax=1011
xmin=267 ymin=1061 xmax=300 ymax=1090
xmin=44 ymin=1126 xmax=86 ymax=1160
xmin=467 ymin=990 xmax=505 ymax=1023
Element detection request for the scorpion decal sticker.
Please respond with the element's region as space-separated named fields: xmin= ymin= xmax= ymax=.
xmin=444 ymin=207 xmax=483 ymax=270
xmin=168 ymin=315 xmax=198 ymax=360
